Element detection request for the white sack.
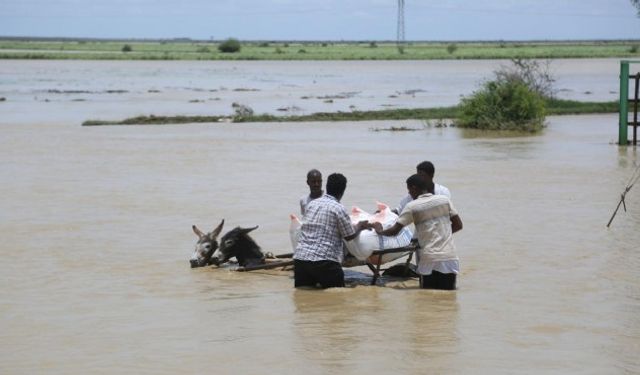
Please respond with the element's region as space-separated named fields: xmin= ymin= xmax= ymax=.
xmin=289 ymin=214 xmax=302 ymax=253
xmin=344 ymin=202 xmax=413 ymax=262
xmin=289 ymin=203 xmax=413 ymax=264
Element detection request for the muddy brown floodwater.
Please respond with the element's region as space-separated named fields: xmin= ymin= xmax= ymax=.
xmin=1 ymin=60 xmax=639 ymax=374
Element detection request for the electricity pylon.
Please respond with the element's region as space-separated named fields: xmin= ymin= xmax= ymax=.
xmin=397 ymin=0 xmax=405 ymax=52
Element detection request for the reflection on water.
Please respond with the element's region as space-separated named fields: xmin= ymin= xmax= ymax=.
xmin=293 ymin=290 xmax=363 ymax=374
xmin=1 ymin=60 xmax=639 ymax=374
xmin=459 ymin=127 xmax=546 ymax=139
xmin=292 ymin=288 xmax=459 ymax=374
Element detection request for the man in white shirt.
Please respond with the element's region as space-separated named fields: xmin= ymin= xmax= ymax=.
xmin=300 ymin=169 xmax=323 ymax=216
xmin=394 ymin=161 xmax=450 ymax=214
xmin=374 ymin=174 xmax=462 ymax=290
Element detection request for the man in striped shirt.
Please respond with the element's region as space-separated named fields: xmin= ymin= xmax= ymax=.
xmin=294 ymin=173 xmax=369 ymax=288
xmin=374 ymin=174 xmax=463 ymax=290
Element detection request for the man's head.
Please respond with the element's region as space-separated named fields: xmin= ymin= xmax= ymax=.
xmin=306 ymin=169 xmax=323 ymax=198
xmin=406 ymin=173 xmax=434 ymax=199
xmin=416 ymin=161 xmax=435 ymax=179
xmin=326 ymin=173 xmax=347 ymax=201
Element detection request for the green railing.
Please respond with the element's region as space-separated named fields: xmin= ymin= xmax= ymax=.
xmin=619 ymin=60 xmax=640 ymax=145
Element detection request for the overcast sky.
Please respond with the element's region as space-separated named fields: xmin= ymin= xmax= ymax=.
xmin=1 ymin=0 xmax=638 ymax=41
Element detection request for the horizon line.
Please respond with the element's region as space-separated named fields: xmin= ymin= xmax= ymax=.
xmin=2 ymin=35 xmax=640 ymax=44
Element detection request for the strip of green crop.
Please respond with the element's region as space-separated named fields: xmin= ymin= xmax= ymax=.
xmin=82 ymin=100 xmax=618 ymax=126
xmin=2 ymin=39 xmax=640 ymax=60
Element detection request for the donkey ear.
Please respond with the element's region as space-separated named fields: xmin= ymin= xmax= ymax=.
xmin=192 ymin=225 xmax=205 ymax=238
xmin=211 ymin=219 xmax=225 ymax=238
xmin=239 ymin=225 xmax=259 ymax=235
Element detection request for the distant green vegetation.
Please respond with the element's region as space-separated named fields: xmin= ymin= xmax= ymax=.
xmin=81 ymin=99 xmax=617 ymax=126
xmin=2 ymin=39 xmax=640 ymax=60
xmin=218 ymin=38 xmax=241 ymax=53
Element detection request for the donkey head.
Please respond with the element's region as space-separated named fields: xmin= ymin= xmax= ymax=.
xmin=215 ymin=225 xmax=265 ymax=267
xmin=190 ymin=219 xmax=224 ymax=268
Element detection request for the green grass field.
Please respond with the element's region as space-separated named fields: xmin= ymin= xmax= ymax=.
xmin=2 ymin=39 xmax=640 ymax=60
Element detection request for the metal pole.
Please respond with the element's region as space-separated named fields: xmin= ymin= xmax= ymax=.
xmin=620 ymin=61 xmax=629 ymax=146
xmin=635 ymin=73 xmax=639 ymax=145
xmin=397 ymin=0 xmax=405 ymax=49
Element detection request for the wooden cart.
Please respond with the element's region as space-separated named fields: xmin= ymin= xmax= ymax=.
xmin=236 ymin=244 xmax=419 ymax=285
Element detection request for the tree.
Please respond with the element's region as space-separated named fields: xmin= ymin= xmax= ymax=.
xmin=218 ymin=38 xmax=241 ymax=53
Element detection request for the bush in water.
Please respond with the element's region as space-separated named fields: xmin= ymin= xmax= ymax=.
xmin=495 ymin=58 xmax=556 ymax=99
xmin=457 ymin=78 xmax=546 ymax=132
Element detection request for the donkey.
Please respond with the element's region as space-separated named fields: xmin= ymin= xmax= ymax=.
xmin=215 ymin=225 xmax=266 ymax=267
xmin=190 ymin=219 xmax=225 ymax=268
xmin=190 ymin=219 xmax=267 ymax=268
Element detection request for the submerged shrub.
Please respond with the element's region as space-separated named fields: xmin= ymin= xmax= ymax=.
xmin=495 ymin=58 xmax=556 ymax=99
xmin=232 ymin=102 xmax=254 ymax=118
xmin=218 ymin=38 xmax=241 ymax=53
xmin=457 ymin=79 xmax=546 ymax=132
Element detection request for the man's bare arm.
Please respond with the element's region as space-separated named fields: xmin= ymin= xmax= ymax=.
xmin=372 ymin=222 xmax=404 ymax=237
xmin=344 ymin=221 xmax=371 ymax=241
xmin=451 ymin=215 xmax=463 ymax=233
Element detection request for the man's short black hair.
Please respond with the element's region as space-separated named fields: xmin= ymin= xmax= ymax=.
xmin=307 ymin=169 xmax=321 ymax=180
xmin=406 ymin=174 xmax=434 ymax=194
xmin=326 ymin=173 xmax=347 ymax=198
xmin=416 ymin=161 xmax=435 ymax=177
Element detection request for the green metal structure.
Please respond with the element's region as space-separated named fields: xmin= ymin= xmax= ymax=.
xmin=619 ymin=60 xmax=640 ymax=145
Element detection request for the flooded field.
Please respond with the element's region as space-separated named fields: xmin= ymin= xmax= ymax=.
xmin=1 ymin=60 xmax=639 ymax=374
xmin=0 ymin=58 xmax=621 ymax=125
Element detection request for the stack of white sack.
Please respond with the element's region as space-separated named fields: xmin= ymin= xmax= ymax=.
xmin=289 ymin=214 xmax=303 ymax=253
xmin=288 ymin=202 xmax=414 ymax=264
xmin=345 ymin=202 xmax=414 ymax=263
